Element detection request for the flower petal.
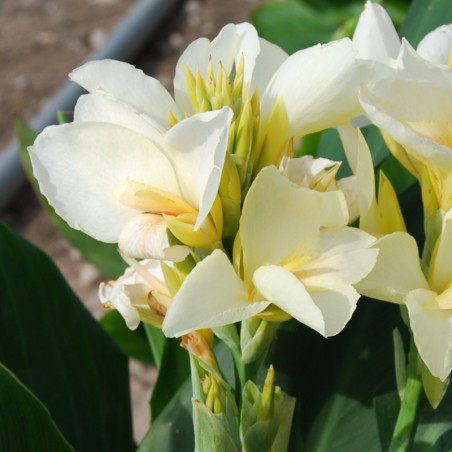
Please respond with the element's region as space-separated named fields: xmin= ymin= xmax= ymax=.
xmin=70 ymin=59 xmax=179 ymax=128
xmin=360 ymin=78 xmax=452 ymax=170
xmin=29 ymin=122 xmax=180 ymax=242
xmin=253 ymin=265 xmax=325 ymax=335
xmin=262 ymin=38 xmax=371 ymax=136
xmin=301 ymin=227 xmax=378 ymax=288
xmin=118 ymin=213 xmax=189 ymax=261
xmin=174 ymin=23 xmax=261 ymax=114
xmin=417 ymin=24 xmax=452 ymax=65
xmin=99 ymin=278 xmax=141 ymax=330
xmin=337 ymin=124 xmax=378 ymax=232
xmin=240 ymin=166 xmax=349 ymax=284
xmin=352 ymin=1 xmax=400 ymax=62
xmin=405 ymin=289 xmax=452 ymax=381
xmin=250 ymin=37 xmax=288 ymax=95
xmin=164 ymin=107 xmax=233 ymax=229
xmin=74 ymin=93 xmax=165 ymax=143
xmin=310 ymin=286 xmax=360 ymax=337
xmin=163 ymin=250 xmax=270 ymax=337
xmin=356 ymin=232 xmax=429 ymax=303
xmin=429 ymin=209 xmax=452 ymax=293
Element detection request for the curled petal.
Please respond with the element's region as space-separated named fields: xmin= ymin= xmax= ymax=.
xmin=253 ymin=265 xmax=326 ymax=335
xmin=165 ymin=107 xmax=233 ymax=229
xmin=311 ymin=287 xmax=360 ymax=337
xmin=99 ymin=279 xmax=141 ymax=330
xmin=118 ymin=213 xmax=189 ymax=261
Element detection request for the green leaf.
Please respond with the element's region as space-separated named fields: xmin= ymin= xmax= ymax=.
xmin=251 ymin=0 xmax=409 ymax=55
xmin=100 ymin=310 xmax=154 ymax=365
xmin=374 ymin=392 xmax=401 ymax=452
xmin=150 ymin=337 xmax=190 ymax=421
xmin=138 ymin=379 xmax=194 ymax=452
xmin=15 ymin=119 xmax=126 ymax=279
xmin=251 ymin=1 xmax=345 ymax=54
xmin=0 ymin=362 xmax=73 ymax=451
xmin=400 ymin=0 xmax=452 ymax=46
xmin=413 ymin=385 xmax=452 ymax=451
xmin=0 ymin=222 xmax=134 ymax=451
xmin=267 ymin=300 xmax=406 ymax=451
xmin=144 ymin=324 xmax=167 ymax=370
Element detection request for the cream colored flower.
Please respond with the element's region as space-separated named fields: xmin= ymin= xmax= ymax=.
xmin=163 ymin=166 xmax=378 ymax=338
xmin=99 ymin=257 xmax=171 ymax=330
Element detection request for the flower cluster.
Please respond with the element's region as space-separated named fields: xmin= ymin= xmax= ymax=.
xmin=29 ymin=0 xmax=452 ymax=448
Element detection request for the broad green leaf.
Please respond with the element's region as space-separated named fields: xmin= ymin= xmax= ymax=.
xmin=251 ymin=0 xmax=409 ymax=55
xmin=0 ymin=363 xmax=73 ymax=451
xmin=0 ymin=222 xmax=134 ymax=451
xmin=400 ymin=0 xmax=452 ymax=46
xmin=150 ymin=337 xmax=190 ymax=421
xmin=144 ymin=324 xmax=167 ymax=370
xmin=251 ymin=1 xmax=349 ymax=54
xmin=267 ymin=300 xmax=406 ymax=451
xmin=138 ymin=379 xmax=194 ymax=452
xmin=374 ymin=392 xmax=401 ymax=452
xmin=413 ymin=385 xmax=452 ymax=451
xmin=100 ymin=310 xmax=154 ymax=365
xmin=15 ymin=119 xmax=126 ymax=279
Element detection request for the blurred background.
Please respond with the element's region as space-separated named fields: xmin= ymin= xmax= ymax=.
xmin=0 ymin=0 xmax=410 ymax=442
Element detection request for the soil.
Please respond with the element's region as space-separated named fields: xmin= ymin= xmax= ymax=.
xmin=0 ymin=0 xmax=263 ymax=442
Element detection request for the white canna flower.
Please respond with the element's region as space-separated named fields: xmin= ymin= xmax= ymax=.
xmin=163 ymin=166 xmax=379 ymax=338
xmin=30 ymin=103 xmax=233 ymax=261
xmin=358 ymin=211 xmax=452 ymax=381
xmin=99 ymin=257 xmax=171 ymax=330
xmin=360 ymin=41 xmax=452 ymax=171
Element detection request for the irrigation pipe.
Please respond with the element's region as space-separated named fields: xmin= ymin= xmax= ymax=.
xmin=0 ymin=0 xmax=181 ymax=211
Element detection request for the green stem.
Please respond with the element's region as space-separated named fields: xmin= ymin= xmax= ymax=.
xmin=231 ymin=347 xmax=266 ymax=400
xmin=388 ymin=337 xmax=423 ymax=452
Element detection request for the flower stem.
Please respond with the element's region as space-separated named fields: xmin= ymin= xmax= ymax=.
xmin=388 ymin=337 xmax=423 ymax=452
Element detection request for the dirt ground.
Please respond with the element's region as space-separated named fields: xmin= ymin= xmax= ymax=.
xmin=0 ymin=0 xmax=263 ymax=442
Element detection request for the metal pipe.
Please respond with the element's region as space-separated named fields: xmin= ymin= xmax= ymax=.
xmin=0 ymin=0 xmax=181 ymax=211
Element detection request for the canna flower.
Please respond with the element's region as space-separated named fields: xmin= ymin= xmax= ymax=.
xmin=70 ymin=22 xmax=382 ymax=192
xmin=30 ymin=102 xmax=232 ymax=261
xmin=163 ymin=166 xmax=379 ymax=338
xmin=359 ymin=41 xmax=452 ymax=221
xmin=360 ymin=41 xmax=452 ymax=171
xmin=30 ymin=20 xmax=383 ymax=260
xmin=358 ymin=210 xmax=452 ymax=382
xmin=99 ymin=256 xmax=171 ymax=330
